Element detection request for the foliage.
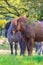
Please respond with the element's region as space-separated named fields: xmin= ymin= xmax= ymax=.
xmin=0 ymin=20 xmax=7 ymax=28
xmin=0 ymin=0 xmax=43 ymax=27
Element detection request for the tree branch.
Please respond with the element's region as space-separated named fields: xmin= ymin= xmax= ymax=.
xmin=0 ymin=14 xmax=14 ymax=20
xmin=0 ymin=6 xmax=18 ymax=15
xmin=18 ymin=8 xmax=28 ymax=11
xmin=0 ymin=11 xmax=20 ymax=16
xmin=4 ymin=0 xmax=21 ymax=16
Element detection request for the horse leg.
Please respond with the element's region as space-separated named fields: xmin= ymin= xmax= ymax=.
xmin=10 ymin=42 xmax=13 ymax=54
xmin=14 ymin=42 xmax=18 ymax=55
xmin=19 ymin=40 xmax=26 ymax=55
xmin=27 ymin=38 xmax=34 ymax=56
xmin=20 ymin=45 xmax=26 ymax=56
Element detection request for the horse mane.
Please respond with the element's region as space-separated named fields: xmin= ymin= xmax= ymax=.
xmin=5 ymin=21 xmax=11 ymax=30
xmin=17 ymin=16 xmax=28 ymax=23
xmin=11 ymin=16 xmax=28 ymax=27
xmin=4 ymin=21 xmax=11 ymax=37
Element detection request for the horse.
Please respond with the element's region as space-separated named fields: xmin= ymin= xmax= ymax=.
xmin=4 ymin=21 xmax=11 ymax=37
xmin=35 ymin=42 xmax=43 ymax=55
xmin=11 ymin=16 xmax=43 ymax=55
xmin=4 ymin=21 xmax=26 ymax=55
xmin=4 ymin=21 xmax=17 ymax=55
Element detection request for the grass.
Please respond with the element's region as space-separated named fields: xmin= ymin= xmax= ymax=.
xmin=0 ymin=37 xmax=9 ymax=50
xmin=0 ymin=43 xmax=9 ymax=50
xmin=0 ymin=37 xmax=43 ymax=65
xmin=0 ymin=55 xmax=43 ymax=65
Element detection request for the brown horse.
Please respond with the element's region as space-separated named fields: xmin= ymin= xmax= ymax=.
xmin=11 ymin=16 xmax=43 ymax=55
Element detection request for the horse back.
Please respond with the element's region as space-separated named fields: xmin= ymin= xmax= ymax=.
xmin=30 ymin=22 xmax=43 ymax=42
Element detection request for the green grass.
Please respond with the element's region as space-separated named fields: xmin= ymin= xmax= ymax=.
xmin=0 ymin=38 xmax=43 ymax=65
xmin=0 ymin=55 xmax=43 ymax=65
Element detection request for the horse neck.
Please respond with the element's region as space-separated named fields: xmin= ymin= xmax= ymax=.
xmin=21 ymin=23 xmax=30 ymax=35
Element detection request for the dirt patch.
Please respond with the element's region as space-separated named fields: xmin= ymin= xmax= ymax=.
xmin=0 ymin=50 xmax=10 ymax=54
xmin=0 ymin=49 xmax=20 ymax=55
xmin=0 ymin=39 xmax=4 ymax=44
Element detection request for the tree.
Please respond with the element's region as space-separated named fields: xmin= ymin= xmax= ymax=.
xmin=0 ymin=0 xmax=43 ymax=22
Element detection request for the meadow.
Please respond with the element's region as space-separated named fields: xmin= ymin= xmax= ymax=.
xmin=0 ymin=55 xmax=43 ymax=65
xmin=0 ymin=37 xmax=43 ymax=65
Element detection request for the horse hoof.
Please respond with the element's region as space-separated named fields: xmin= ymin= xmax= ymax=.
xmin=15 ymin=53 xmax=17 ymax=55
xmin=11 ymin=52 xmax=13 ymax=54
